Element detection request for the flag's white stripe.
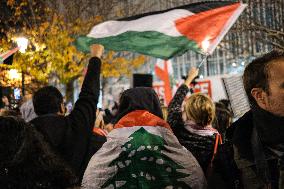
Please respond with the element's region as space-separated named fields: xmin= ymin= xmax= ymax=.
xmin=108 ymin=126 xmax=171 ymax=139
xmin=88 ymin=9 xmax=194 ymax=38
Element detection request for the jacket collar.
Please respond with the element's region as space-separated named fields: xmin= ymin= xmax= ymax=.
xmin=232 ymin=108 xmax=284 ymax=161
xmin=232 ymin=110 xmax=254 ymax=161
xmin=252 ymin=106 xmax=284 ymax=145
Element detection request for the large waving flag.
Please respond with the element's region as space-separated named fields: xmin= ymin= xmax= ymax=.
xmin=83 ymin=110 xmax=206 ymax=188
xmin=76 ymin=2 xmax=246 ymax=59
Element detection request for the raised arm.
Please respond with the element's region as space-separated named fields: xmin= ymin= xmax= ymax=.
xmin=167 ymin=67 xmax=199 ymax=129
xmin=68 ymin=44 xmax=104 ymax=131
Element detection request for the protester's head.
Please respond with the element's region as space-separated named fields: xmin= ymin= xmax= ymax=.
xmin=33 ymin=86 xmax=65 ymax=116
xmin=183 ymin=93 xmax=215 ymax=127
xmin=0 ymin=116 xmax=78 ymax=188
xmin=1 ymin=96 xmax=9 ymax=106
xmin=214 ymin=102 xmax=226 ymax=110
xmin=213 ymin=107 xmax=232 ymax=135
xmin=218 ymin=99 xmax=231 ymax=110
xmin=243 ymin=50 xmax=284 ymax=116
xmin=103 ymin=109 xmax=114 ymax=125
xmin=114 ymin=87 xmax=163 ymax=123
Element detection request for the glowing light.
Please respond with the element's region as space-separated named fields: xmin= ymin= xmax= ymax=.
xmin=232 ymin=63 xmax=237 ymax=67
xmin=8 ymin=69 xmax=21 ymax=80
xmin=241 ymin=61 xmax=245 ymax=66
xmin=201 ymin=37 xmax=211 ymax=52
xmin=199 ymin=74 xmax=204 ymax=79
xmin=15 ymin=37 xmax=29 ymax=53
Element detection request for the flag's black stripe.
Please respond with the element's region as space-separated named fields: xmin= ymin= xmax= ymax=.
xmin=3 ymin=54 xmax=14 ymax=65
xmin=119 ymin=1 xmax=238 ymax=21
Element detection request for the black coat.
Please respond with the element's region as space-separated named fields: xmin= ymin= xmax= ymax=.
xmin=231 ymin=108 xmax=284 ymax=189
xmin=30 ymin=57 xmax=106 ymax=180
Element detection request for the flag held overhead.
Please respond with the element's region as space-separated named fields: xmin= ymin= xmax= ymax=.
xmin=0 ymin=47 xmax=19 ymax=65
xmin=75 ymin=1 xmax=246 ymax=59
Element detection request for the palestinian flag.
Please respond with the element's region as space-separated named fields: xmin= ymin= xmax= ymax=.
xmin=83 ymin=110 xmax=206 ymax=188
xmin=75 ymin=1 xmax=246 ymax=59
xmin=0 ymin=47 xmax=19 ymax=65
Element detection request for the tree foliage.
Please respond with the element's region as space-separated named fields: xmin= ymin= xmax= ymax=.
xmin=0 ymin=0 xmax=146 ymax=92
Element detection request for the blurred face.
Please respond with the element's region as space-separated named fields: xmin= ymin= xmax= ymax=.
xmin=264 ymin=60 xmax=284 ymax=117
xmin=2 ymin=96 xmax=9 ymax=105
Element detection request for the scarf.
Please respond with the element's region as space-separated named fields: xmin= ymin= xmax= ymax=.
xmin=184 ymin=120 xmax=218 ymax=136
xmin=252 ymin=106 xmax=284 ymax=166
xmin=252 ymin=106 xmax=284 ymax=145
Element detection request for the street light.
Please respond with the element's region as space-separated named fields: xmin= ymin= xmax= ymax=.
xmin=15 ymin=37 xmax=29 ymax=53
xmin=8 ymin=69 xmax=21 ymax=80
xmin=14 ymin=37 xmax=29 ymax=96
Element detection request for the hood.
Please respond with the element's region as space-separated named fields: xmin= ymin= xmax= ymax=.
xmin=114 ymin=87 xmax=163 ymax=123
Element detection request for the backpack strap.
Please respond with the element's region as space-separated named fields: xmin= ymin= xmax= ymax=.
xmin=212 ymin=134 xmax=223 ymax=162
xmin=206 ymin=133 xmax=222 ymax=177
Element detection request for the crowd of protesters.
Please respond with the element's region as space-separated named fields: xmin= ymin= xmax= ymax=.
xmin=0 ymin=45 xmax=283 ymax=189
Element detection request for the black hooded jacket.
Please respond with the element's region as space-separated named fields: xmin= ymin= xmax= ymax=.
xmin=30 ymin=57 xmax=106 ymax=180
xmin=114 ymin=87 xmax=164 ymax=122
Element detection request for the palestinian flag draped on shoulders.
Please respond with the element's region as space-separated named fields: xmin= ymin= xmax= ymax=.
xmin=75 ymin=1 xmax=246 ymax=59
xmin=83 ymin=110 xmax=206 ymax=189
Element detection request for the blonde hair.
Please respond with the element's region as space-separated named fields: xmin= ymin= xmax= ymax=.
xmin=184 ymin=93 xmax=215 ymax=127
xmin=161 ymin=105 xmax=168 ymax=121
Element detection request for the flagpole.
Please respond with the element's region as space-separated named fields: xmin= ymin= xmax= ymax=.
xmin=197 ymin=54 xmax=209 ymax=69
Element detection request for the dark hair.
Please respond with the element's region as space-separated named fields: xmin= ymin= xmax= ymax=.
xmin=215 ymin=102 xmax=226 ymax=110
xmin=243 ymin=50 xmax=284 ymax=106
xmin=213 ymin=107 xmax=232 ymax=137
xmin=33 ymin=86 xmax=63 ymax=116
xmin=0 ymin=116 xmax=78 ymax=188
xmin=218 ymin=99 xmax=230 ymax=110
xmin=103 ymin=109 xmax=114 ymax=124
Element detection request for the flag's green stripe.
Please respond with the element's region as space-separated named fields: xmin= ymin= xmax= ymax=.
xmin=0 ymin=56 xmax=3 ymax=63
xmin=75 ymin=31 xmax=201 ymax=59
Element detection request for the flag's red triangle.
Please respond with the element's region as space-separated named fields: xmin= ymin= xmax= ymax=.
xmin=175 ymin=3 xmax=241 ymax=52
